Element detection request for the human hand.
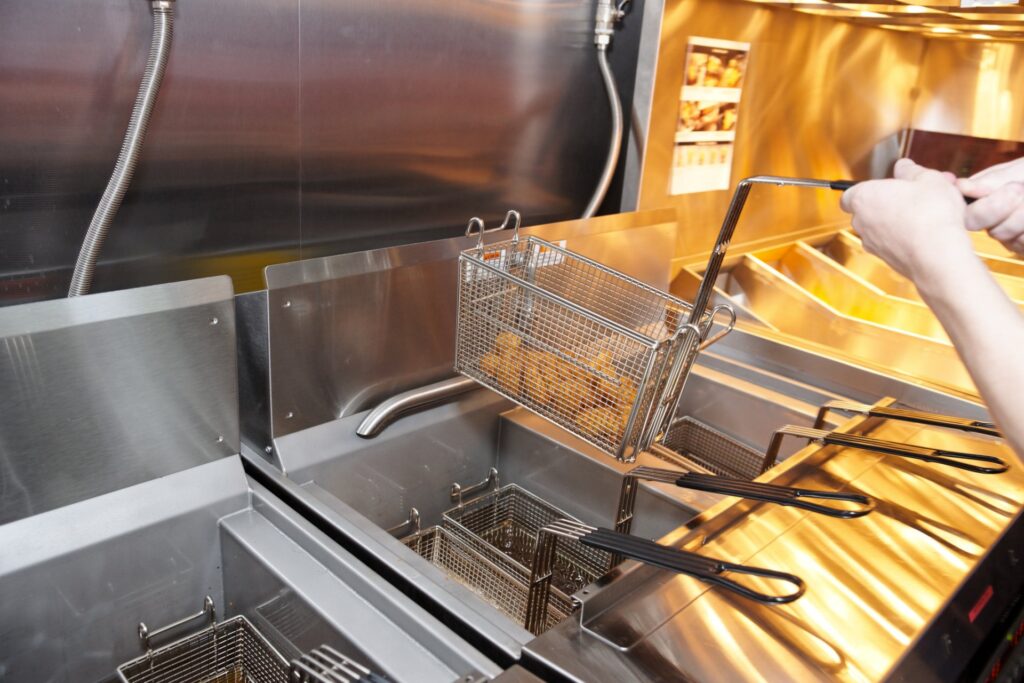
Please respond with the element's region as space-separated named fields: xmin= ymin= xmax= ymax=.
xmin=840 ymin=158 xmax=973 ymax=281
xmin=958 ymin=158 xmax=1024 ymax=255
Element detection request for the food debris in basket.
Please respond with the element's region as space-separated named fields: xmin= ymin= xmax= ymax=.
xmin=476 ymin=331 xmax=639 ymax=443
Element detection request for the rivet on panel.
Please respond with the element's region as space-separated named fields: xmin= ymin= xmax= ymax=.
xmin=282 ymin=300 xmax=292 ymax=309
xmin=264 ymin=446 xmax=273 ymax=454
xmin=209 ymin=317 xmax=219 ymax=325
xmin=216 ymin=436 xmax=224 ymax=444
xmin=286 ymin=412 xmax=294 ymax=419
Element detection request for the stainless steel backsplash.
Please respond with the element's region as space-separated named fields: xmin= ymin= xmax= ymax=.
xmin=0 ymin=0 xmax=647 ymax=304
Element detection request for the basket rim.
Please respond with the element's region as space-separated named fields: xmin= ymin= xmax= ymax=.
xmin=460 ymin=235 xmax=701 ymax=349
xmin=115 ymin=614 xmax=289 ymax=680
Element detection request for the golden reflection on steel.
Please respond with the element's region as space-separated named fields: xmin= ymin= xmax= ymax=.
xmin=723 ymin=254 xmax=976 ymax=394
xmin=582 ymin=403 xmax=1024 ymax=681
xmin=914 ymin=39 xmax=1024 ymax=142
xmin=637 ymin=0 xmax=924 ymax=257
xmin=770 ymin=242 xmax=949 ymax=341
xmin=826 ymin=231 xmax=1024 ymax=304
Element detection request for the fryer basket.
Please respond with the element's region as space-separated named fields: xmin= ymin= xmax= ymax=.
xmin=455 ymin=231 xmax=712 ymax=462
xmin=443 ymin=484 xmax=611 ymax=598
xmin=403 ymin=525 xmax=570 ymax=633
xmin=117 ymin=615 xmax=289 ymax=683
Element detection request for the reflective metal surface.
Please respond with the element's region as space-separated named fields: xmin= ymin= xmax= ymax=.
xmin=356 ymin=376 xmax=478 ymax=438
xmin=0 ymin=455 xmax=501 ymax=683
xmin=633 ymin=0 xmax=923 ymax=257
xmin=914 ymin=40 xmax=1024 ymax=142
xmin=526 ymin=405 xmax=1024 ymax=682
xmin=229 ymin=483 xmax=502 ymax=682
xmin=772 ymin=242 xmax=949 ymax=342
xmin=825 ymin=230 xmax=1024 ymax=305
xmin=0 ymin=457 xmax=249 ymax=682
xmin=0 ymin=276 xmax=238 ymax=524
xmin=722 ymin=254 xmax=977 ymax=395
xmin=0 ymin=0 xmax=649 ymax=304
xmin=252 ymin=211 xmax=677 ymax=443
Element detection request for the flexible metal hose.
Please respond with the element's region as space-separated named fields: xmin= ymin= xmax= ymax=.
xmin=582 ymin=47 xmax=623 ymax=219
xmin=69 ymin=1 xmax=174 ymax=297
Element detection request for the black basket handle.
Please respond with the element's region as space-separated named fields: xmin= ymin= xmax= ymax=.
xmin=675 ymin=472 xmax=875 ymax=519
xmin=823 ymin=431 xmax=1008 ymax=474
xmin=580 ymin=528 xmax=805 ymax=604
xmin=814 ymin=400 xmax=999 ymax=437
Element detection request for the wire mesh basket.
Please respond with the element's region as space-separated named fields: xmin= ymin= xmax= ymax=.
xmin=455 ymin=216 xmax=721 ymax=462
xmin=117 ymin=614 xmax=290 ymax=683
xmin=403 ymin=525 xmax=570 ymax=633
xmin=660 ymin=416 xmax=773 ymax=480
xmin=443 ymin=484 xmax=611 ymax=600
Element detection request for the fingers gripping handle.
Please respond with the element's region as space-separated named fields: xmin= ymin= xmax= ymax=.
xmin=832 ymin=179 xmax=977 ymax=204
xmin=580 ymin=528 xmax=805 ymax=604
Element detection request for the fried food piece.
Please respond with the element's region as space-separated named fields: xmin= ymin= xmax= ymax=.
xmin=478 ymin=352 xmax=501 ymax=378
xmin=617 ymin=378 xmax=638 ymax=409
xmin=523 ymin=350 xmax=555 ymax=406
xmin=545 ymin=354 xmax=590 ymax=415
xmin=494 ymin=331 xmax=523 ymax=358
xmin=576 ymin=406 xmax=626 ymax=443
xmin=478 ymin=352 xmax=521 ymax=395
xmin=589 ymin=350 xmax=620 ymax=408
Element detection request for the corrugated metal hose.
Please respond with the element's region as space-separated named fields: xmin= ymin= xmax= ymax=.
xmin=582 ymin=46 xmax=624 ymax=219
xmin=68 ymin=0 xmax=174 ymax=297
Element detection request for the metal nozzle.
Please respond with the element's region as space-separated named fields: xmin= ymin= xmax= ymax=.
xmin=594 ymin=0 xmax=626 ymax=47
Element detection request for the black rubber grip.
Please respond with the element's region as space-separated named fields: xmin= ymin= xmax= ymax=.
xmin=675 ymin=473 xmax=875 ymax=518
xmin=823 ymin=432 xmax=1008 ymax=474
xmin=580 ymin=528 xmax=805 ymax=604
xmin=830 ymin=179 xmax=977 ymax=204
xmin=866 ymin=405 xmax=999 ymax=437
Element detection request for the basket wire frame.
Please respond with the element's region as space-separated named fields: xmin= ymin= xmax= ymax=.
xmin=443 ymin=485 xmax=610 ymax=598
xmin=455 ymin=236 xmax=703 ymax=461
xmin=117 ymin=615 xmax=290 ymax=683
xmin=661 ymin=416 xmax=773 ymax=480
xmin=403 ymin=525 xmax=570 ymax=633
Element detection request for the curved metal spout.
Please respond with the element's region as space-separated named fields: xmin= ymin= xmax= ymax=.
xmin=356 ymin=376 xmax=479 ymax=438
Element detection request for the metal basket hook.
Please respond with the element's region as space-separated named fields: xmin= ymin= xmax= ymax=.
xmin=466 ymin=210 xmax=522 ymax=251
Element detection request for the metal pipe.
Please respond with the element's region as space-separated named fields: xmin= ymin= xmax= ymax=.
xmin=686 ymin=176 xmax=835 ymax=324
xmin=69 ymin=0 xmax=175 ymax=297
xmin=355 ymin=376 xmax=479 ymax=438
xmin=582 ymin=47 xmax=623 ymax=219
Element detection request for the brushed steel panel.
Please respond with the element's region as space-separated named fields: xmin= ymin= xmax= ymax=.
xmin=914 ymin=40 xmax=1024 ymax=141
xmin=0 ymin=0 xmax=647 ymax=303
xmin=0 ymin=276 xmax=238 ymax=524
xmin=773 ymin=241 xmax=949 ymax=342
xmin=0 ymin=0 xmax=302 ymax=301
xmin=825 ymin=230 xmax=1024 ymax=304
xmin=0 ymin=457 xmax=249 ymax=683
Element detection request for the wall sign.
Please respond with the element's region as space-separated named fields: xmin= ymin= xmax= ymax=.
xmin=670 ymin=37 xmax=750 ymax=195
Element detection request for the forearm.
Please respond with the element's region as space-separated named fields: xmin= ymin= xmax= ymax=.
xmin=914 ymin=252 xmax=1024 ymax=460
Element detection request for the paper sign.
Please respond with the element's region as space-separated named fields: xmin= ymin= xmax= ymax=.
xmin=670 ymin=37 xmax=750 ymax=195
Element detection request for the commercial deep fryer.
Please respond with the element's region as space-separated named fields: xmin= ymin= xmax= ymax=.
xmin=0 ymin=276 xmax=499 ymax=682
xmin=235 ymin=211 xmax=1024 ymax=680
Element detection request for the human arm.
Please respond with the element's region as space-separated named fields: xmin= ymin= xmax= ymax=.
xmin=841 ymin=159 xmax=1024 ymax=460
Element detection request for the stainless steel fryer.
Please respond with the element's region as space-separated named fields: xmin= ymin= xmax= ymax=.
xmin=235 ymin=212 xmax=1024 ymax=681
xmin=0 ymin=278 xmax=499 ymax=683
